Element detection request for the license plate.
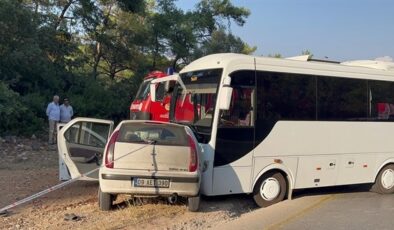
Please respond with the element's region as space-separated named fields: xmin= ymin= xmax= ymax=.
xmin=133 ymin=178 xmax=170 ymax=188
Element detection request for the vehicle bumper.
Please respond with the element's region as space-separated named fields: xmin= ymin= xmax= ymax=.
xmin=99 ymin=169 xmax=200 ymax=197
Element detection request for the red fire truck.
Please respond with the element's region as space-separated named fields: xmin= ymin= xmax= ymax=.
xmin=130 ymin=69 xmax=208 ymax=123
xmin=129 ymin=70 xmax=172 ymax=122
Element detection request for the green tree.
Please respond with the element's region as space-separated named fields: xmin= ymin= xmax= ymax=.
xmin=148 ymin=0 xmax=251 ymax=70
xmin=193 ymin=29 xmax=256 ymax=59
xmin=0 ymin=0 xmax=255 ymax=135
xmin=301 ymin=49 xmax=313 ymax=58
xmin=268 ymin=53 xmax=283 ymax=58
xmin=0 ymin=82 xmax=28 ymax=135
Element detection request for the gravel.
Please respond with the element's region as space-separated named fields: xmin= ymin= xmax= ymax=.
xmin=0 ymin=137 xmax=256 ymax=230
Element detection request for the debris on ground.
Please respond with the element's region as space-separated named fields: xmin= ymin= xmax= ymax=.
xmin=0 ymin=210 xmax=9 ymax=217
xmin=64 ymin=213 xmax=81 ymax=222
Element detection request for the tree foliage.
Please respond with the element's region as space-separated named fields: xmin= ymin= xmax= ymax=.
xmin=194 ymin=29 xmax=256 ymax=58
xmin=0 ymin=0 xmax=255 ymax=135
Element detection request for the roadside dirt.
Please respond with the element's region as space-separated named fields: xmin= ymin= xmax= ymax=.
xmin=0 ymin=137 xmax=256 ymax=230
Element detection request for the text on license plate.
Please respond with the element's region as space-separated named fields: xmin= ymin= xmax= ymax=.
xmin=133 ymin=178 xmax=170 ymax=188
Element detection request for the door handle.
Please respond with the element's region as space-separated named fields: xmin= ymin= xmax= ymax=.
xmin=348 ymin=161 xmax=354 ymax=165
xmin=329 ymin=162 xmax=336 ymax=167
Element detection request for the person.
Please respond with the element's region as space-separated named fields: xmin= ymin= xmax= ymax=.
xmin=46 ymin=95 xmax=60 ymax=144
xmin=60 ymin=98 xmax=74 ymax=123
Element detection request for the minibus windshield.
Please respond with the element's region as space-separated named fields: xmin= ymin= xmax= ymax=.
xmin=170 ymin=69 xmax=222 ymax=141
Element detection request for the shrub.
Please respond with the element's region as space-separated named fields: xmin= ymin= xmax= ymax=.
xmin=0 ymin=81 xmax=28 ymax=135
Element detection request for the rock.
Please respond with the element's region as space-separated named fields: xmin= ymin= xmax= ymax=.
xmin=17 ymin=152 xmax=27 ymax=157
xmin=24 ymin=145 xmax=33 ymax=151
xmin=13 ymin=158 xmax=23 ymax=163
xmin=0 ymin=210 xmax=9 ymax=217
xmin=15 ymin=224 xmax=21 ymax=229
xmin=31 ymin=134 xmax=37 ymax=139
xmin=32 ymin=142 xmax=40 ymax=151
xmin=4 ymin=135 xmax=17 ymax=144
xmin=0 ymin=137 xmax=4 ymax=143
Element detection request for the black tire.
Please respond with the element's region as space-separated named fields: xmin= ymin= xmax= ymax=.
xmin=98 ymin=187 xmax=113 ymax=211
xmin=253 ymin=171 xmax=287 ymax=208
xmin=371 ymin=164 xmax=394 ymax=194
xmin=187 ymin=195 xmax=200 ymax=212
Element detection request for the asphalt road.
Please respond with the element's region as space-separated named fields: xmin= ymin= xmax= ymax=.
xmin=216 ymin=184 xmax=394 ymax=230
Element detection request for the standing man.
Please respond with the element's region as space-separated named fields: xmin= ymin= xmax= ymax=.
xmin=60 ymin=98 xmax=74 ymax=123
xmin=46 ymin=95 xmax=60 ymax=144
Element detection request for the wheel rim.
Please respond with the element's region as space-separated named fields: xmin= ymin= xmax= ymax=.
xmin=381 ymin=168 xmax=394 ymax=190
xmin=260 ymin=177 xmax=281 ymax=201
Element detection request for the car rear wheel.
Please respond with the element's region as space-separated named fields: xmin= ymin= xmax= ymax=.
xmin=187 ymin=195 xmax=200 ymax=212
xmin=371 ymin=164 xmax=394 ymax=194
xmin=98 ymin=187 xmax=113 ymax=211
xmin=253 ymin=171 xmax=287 ymax=208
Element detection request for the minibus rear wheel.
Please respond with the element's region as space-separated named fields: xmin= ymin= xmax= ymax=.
xmin=371 ymin=164 xmax=394 ymax=194
xmin=253 ymin=171 xmax=287 ymax=208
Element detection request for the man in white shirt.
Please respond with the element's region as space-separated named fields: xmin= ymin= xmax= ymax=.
xmin=46 ymin=95 xmax=60 ymax=144
xmin=60 ymin=98 xmax=74 ymax=123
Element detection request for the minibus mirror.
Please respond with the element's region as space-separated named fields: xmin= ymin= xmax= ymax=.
xmin=150 ymin=82 xmax=156 ymax=102
xmin=218 ymin=76 xmax=232 ymax=110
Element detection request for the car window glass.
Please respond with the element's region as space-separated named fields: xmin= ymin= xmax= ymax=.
xmin=64 ymin=122 xmax=110 ymax=148
xmin=118 ymin=123 xmax=188 ymax=146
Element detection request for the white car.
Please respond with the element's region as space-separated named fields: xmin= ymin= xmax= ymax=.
xmin=58 ymin=118 xmax=201 ymax=212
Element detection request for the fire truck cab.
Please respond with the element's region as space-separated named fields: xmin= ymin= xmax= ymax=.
xmin=129 ymin=71 xmax=171 ymax=122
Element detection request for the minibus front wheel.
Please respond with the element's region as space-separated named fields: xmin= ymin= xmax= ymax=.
xmin=253 ymin=171 xmax=287 ymax=208
xmin=371 ymin=164 xmax=394 ymax=194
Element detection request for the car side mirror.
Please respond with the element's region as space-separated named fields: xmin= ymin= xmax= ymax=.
xmin=218 ymin=76 xmax=232 ymax=110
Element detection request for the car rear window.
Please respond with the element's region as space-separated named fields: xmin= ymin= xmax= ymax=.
xmin=117 ymin=122 xmax=188 ymax=146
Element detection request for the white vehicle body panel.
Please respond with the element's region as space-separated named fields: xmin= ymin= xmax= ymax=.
xmin=176 ymin=53 xmax=394 ymax=196
xmin=58 ymin=117 xmax=114 ymax=180
xmin=57 ymin=123 xmax=71 ymax=181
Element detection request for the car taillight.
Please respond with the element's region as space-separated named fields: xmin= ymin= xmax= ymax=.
xmin=188 ymin=135 xmax=198 ymax=172
xmin=105 ymin=130 xmax=119 ymax=168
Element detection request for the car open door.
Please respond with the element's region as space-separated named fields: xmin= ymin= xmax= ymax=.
xmin=58 ymin=117 xmax=114 ymax=180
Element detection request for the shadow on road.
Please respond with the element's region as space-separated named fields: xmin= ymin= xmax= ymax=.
xmin=292 ymin=183 xmax=373 ymax=199
xmin=198 ymin=194 xmax=257 ymax=216
xmin=111 ymin=183 xmax=374 ymax=217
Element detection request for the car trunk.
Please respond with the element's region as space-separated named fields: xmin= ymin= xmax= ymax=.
xmin=113 ymin=143 xmax=190 ymax=171
xmin=113 ymin=122 xmax=191 ymax=172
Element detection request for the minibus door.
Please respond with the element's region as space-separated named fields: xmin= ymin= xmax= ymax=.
xmin=213 ymin=70 xmax=256 ymax=195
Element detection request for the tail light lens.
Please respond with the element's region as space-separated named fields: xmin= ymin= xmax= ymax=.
xmin=188 ymin=135 xmax=198 ymax=172
xmin=105 ymin=130 xmax=119 ymax=168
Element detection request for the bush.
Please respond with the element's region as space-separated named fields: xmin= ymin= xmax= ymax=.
xmin=21 ymin=92 xmax=47 ymax=135
xmin=0 ymin=81 xmax=28 ymax=135
xmin=0 ymin=73 xmax=143 ymax=136
xmin=66 ymin=75 xmax=140 ymax=125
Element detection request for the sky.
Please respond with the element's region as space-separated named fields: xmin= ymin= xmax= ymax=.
xmin=176 ymin=0 xmax=394 ymax=62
